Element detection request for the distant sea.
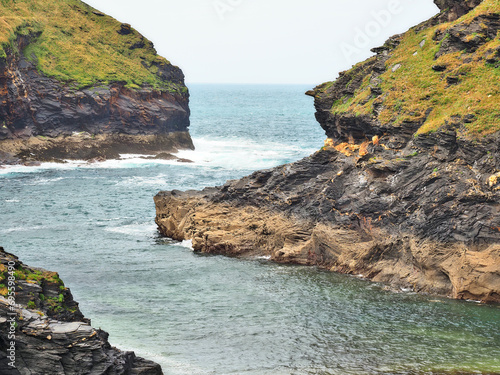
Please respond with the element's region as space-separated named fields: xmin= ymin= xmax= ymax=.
xmin=1 ymin=84 xmax=499 ymax=375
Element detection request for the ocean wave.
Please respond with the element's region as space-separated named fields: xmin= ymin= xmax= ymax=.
xmin=116 ymin=174 xmax=169 ymax=187
xmin=105 ymin=223 xmax=158 ymax=236
xmin=0 ymin=135 xmax=318 ymax=177
xmin=175 ymin=135 xmax=317 ymax=170
xmin=0 ymin=162 xmax=80 ymax=176
xmin=29 ymin=177 xmax=67 ymax=185
xmin=0 ymin=225 xmax=47 ymax=234
xmin=179 ymin=240 xmax=194 ymax=250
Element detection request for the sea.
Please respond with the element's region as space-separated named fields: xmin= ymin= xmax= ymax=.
xmin=1 ymin=84 xmax=499 ymax=375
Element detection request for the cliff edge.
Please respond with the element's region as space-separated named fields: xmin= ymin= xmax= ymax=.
xmin=0 ymin=247 xmax=163 ymax=374
xmin=0 ymin=0 xmax=192 ymax=164
xmin=155 ymin=0 xmax=500 ymax=303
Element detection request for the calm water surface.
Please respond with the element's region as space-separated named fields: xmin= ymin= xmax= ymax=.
xmin=1 ymin=85 xmax=499 ymax=374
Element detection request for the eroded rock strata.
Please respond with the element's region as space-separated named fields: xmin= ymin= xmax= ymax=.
xmin=0 ymin=0 xmax=192 ymax=164
xmin=0 ymin=248 xmax=162 ymax=375
xmin=155 ymin=0 xmax=500 ymax=303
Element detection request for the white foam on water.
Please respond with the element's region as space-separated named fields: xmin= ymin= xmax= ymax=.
xmin=105 ymin=223 xmax=158 ymax=236
xmin=179 ymin=239 xmax=194 ymax=250
xmin=0 ymin=135 xmax=317 ymax=177
xmin=0 ymin=156 xmax=177 ymax=176
xmin=4 ymin=199 xmax=20 ymax=203
xmin=0 ymin=161 xmax=82 ymax=176
xmin=119 ymin=154 xmax=152 ymax=159
xmin=116 ymin=174 xmax=169 ymax=187
xmin=176 ymin=136 xmax=316 ymax=170
xmin=29 ymin=176 xmax=67 ymax=185
xmin=0 ymin=225 xmax=47 ymax=234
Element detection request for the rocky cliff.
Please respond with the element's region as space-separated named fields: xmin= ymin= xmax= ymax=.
xmin=0 ymin=247 xmax=162 ymax=375
xmin=155 ymin=0 xmax=500 ymax=304
xmin=0 ymin=0 xmax=192 ymax=164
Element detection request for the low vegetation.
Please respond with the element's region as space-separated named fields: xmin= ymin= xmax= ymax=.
xmin=0 ymin=261 xmax=75 ymax=314
xmin=0 ymin=0 xmax=184 ymax=92
xmin=324 ymin=0 xmax=500 ymax=137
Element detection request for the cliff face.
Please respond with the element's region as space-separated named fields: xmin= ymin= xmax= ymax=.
xmin=0 ymin=0 xmax=192 ymax=163
xmin=155 ymin=1 xmax=500 ymax=303
xmin=0 ymin=248 xmax=163 ymax=375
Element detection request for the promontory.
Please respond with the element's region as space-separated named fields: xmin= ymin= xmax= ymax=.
xmin=0 ymin=0 xmax=192 ymax=164
xmin=155 ymin=0 xmax=500 ymax=304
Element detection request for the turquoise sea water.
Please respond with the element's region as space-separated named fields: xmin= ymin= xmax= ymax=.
xmin=0 ymin=84 xmax=499 ymax=375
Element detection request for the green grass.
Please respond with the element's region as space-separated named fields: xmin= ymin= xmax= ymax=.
xmin=0 ymin=0 xmax=185 ymax=93
xmin=326 ymin=0 xmax=500 ymax=137
xmin=0 ymin=263 xmax=65 ymax=298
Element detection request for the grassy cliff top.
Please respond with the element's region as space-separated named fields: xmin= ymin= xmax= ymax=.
xmin=0 ymin=0 xmax=185 ymax=92
xmin=318 ymin=0 xmax=500 ymax=137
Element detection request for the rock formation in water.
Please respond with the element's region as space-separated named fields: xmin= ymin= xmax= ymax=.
xmin=155 ymin=0 xmax=500 ymax=303
xmin=0 ymin=247 xmax=163 ymax=375
xmin=0 ymin=0 xmax=192 ymax=164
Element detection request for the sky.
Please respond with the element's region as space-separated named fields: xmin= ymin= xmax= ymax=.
xmin=82 ymin=0 xmax=439 ymax=85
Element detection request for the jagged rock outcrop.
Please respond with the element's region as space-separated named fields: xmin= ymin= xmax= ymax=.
xmin=0 ymin=0 xmax=192 ymax=164
xmin=434 ymin=0 xmax=483 ymax=21
xmin=155 ymin=0 xmax=500 ymax=303
xmin=0 ymin=248 xmax=163 ymax=375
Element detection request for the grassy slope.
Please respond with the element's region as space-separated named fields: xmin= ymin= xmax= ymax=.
xmin=321 ymin=0 xmax=500 ymax=137
xmin=0 ymin=0 xmax=185 ymax=92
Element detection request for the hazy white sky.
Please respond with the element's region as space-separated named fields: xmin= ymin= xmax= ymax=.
xmin=83 ymin=0 xmax=439 ymax=85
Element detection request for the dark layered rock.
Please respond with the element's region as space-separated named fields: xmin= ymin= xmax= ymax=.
xmin=0 ymin=248 xmax=162 ymax=375
xmin=155 ymin=2 xmax=500 ymax=304
xmin=155 ymin=127 xmax=500 ymax=303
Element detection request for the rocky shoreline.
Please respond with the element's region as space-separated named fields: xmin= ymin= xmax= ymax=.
xmin=155 ymin=137 xmax=500 ymax=304
xmin=155 ymin=0 xmax=500 ymax=304
xmin=0 ymin=247 xmax=163 ymax=375
xmin=0 ymin=132 xmax=194 ymax=165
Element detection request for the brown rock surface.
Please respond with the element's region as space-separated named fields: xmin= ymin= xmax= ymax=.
xmin=155 ymin=189 xmax=500 ymax=304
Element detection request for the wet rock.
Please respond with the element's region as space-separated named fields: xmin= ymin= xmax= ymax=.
xmin=155 ymin=128 xmax=500 ymax=303
xmin=153 ymin=152 xmax=177 ymax=160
